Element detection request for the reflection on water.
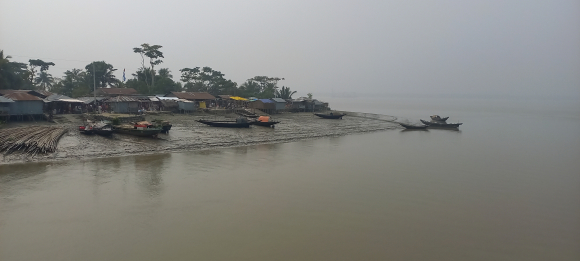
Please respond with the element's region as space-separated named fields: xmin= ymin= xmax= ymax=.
xmin=1 ymin=99 xmax=579 ymax=261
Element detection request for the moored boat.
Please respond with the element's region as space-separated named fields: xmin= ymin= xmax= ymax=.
xmin=250 ymin=116 xmax=279 ymax=128
xmin=152 ymin=119 xmax=172 ymax=133
xmin=79 ymin=125 xmax=94 ymax=135
xmin=113 ymin=121 xmax=162 ymax=137
xmin=314 ymin=112 xmax=345 ymax=119
xmin=399 ymin=123 xmax=428 ymax=130
xmin=420 ymin=119 xmax=463 ymax=128
xmin=196 ymin=119 xmax=251 ymax=128
xmin=93 ymin=122 xmax=113 ymax=136
xmin=430 ymin=115 xmax=448 ymax=122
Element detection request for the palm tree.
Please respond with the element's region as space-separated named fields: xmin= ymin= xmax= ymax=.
xmin=275 ymin=86 xmax=297 ymax=99
xmin=35 ymin=71 xmax=54 ymax=91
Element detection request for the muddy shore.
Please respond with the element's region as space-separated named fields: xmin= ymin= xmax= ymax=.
xmin=0 ymin=111 xmax=399 ymax=165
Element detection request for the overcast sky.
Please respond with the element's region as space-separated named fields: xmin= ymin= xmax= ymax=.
xmin=1 ymin=0 xmax=578 ymax=99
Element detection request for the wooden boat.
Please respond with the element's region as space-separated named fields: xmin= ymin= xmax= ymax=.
xmin=152 ymin=119 xmax=172 ymax=133
xmin=113 ymin=121 xmax=162 ymax=137
xmin=399 ymin=123 xmax=428 ymax=130
xmin=420 ymin=119 xmax=463 ymax=128
xmin=250 ymin=116 xmax=280 ymax=128
xmin=78 ymin=125 xmax=94 ymax=135
xmin=314 ymin=113 xmax=345 ymax=119
xmin=93 ymin=122 xmax=113 ymax=136
xmin=430 ymin=115 xmax=448 ymax=122
xmin=196 ymin=119 xmax=251 ymax=128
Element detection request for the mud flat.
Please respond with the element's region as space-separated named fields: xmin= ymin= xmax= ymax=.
xmin=0 ymin=111 xmax=399 ymax=165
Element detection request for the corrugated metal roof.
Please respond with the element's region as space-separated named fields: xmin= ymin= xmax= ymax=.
xmin=97 ymin=88 xmax=138 ymax=95
xmin=271 ymin=98 xmax=286 ymax=103
xmin=217 ymin=95 xmax=231 ymax=99
xmin=104 ymin=96 xmax=140 ymax=102
xmin=0 ymin=96 xmax=15 ymax=103
xmin=258 ymin=99 xmax=274 ymax=103
xmin=3 ymin=92 xmax=44 ymax=101
xmin=168 ymin=92 xmax=215 ymax=100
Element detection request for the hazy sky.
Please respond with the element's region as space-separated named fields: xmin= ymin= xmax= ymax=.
xmin=1 ymin=0 xmax=579 ymax=99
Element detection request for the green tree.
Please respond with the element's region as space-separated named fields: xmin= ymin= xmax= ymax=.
xmin=133 ymin=43 xmax=164 ymax=93
xmin=85 ymin=61 xmax=119 ymax=88
xmin=307 ymin=93 xmax=313 ymax=99
xmin=179 ymin=66 xmax=233 ymax=95
xmin=0 ymin=51 xmax=30 ymax=89
xmin=275 ymin=86 xmax=297 ymax=99
xmin=239 ymin=76 xmax=284 ymax=98
xmin=28 ymin=59 xmax=55 ymax=90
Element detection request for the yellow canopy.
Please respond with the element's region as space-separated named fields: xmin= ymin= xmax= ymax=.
xmin=230 ymin=96 xmax=248 ymax=101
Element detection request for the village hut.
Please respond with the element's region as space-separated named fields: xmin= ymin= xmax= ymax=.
xmin=165 ymin=92 xmax=216 ymax=109
xmin=104 ymin=96 xmax=140 ymax=113
xmin=45 ymin=94 xmax=85 ymax=114
xmin=95 ymin=88 xmax=138 ymax=97
xmin=0 ymin=96 xmax=14 ymax=121
xmin=248 ymin=99 xmax=276 ymax=114
xmin=0 ymin=90 xmax=45 ymax=120
xmin=270 ymin=98 xmax=287 ymax=112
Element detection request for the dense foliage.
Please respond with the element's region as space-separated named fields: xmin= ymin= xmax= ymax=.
xmin=0 ymin=46 xmax=299 ymax=98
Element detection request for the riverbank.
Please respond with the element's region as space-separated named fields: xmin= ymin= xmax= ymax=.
xmin=0 ymin=111 xmax=399 ymax=165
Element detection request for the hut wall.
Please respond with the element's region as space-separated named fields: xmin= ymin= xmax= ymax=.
xmin=8 ymin=101 xmax=44 ymax=115
xmin=109 ymin=102 xmax=139 ymax=113
xmin=178 ymin=101 xmax=196 ymax=112
xmin=274 ymin=102 xmax=285 ymax=110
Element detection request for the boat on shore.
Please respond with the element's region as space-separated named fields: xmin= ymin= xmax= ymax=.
xmin=399 ymin=123 xmax=428 ymax=130
xmin=152 ymin=119 xmax=172 ymax=133
xmin=196 ymin=119 xmax=251 ymax=128
xmin=113 ymin=121 xmax=162 ymax=137
xmin=314 ymin=112 xmax=345 ymax=119
xmin=93 ymin=122 xmax=113 ymax=136
xmin=420 ymin=119 xmax=463 ymax=128
xmin=250 ymin=116 xmax=279 ymax=128
xmin=78 ymin=125 xmax=94 ymax=135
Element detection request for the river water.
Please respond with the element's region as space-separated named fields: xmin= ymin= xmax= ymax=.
xmin=1 ymin=97 xmax=579 ymax=260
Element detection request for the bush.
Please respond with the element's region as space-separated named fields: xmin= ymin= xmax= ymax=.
xmin=111 ymin=117 xmax=120 ymax=125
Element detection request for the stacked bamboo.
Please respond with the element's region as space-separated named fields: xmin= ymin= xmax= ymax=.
xmin=0 ymin=126 xmax=68 ymax=156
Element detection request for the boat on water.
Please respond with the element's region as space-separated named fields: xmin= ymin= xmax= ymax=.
xmin=93 ymin=121 xmax=113 ymax=136
xmin=196 ymin=118 xmax=251 ymax=128
xmin=78 ymin=125 xmax=94 ymax=135
xmin=314 ymin=112 xmax=345 ymax=119
xmin=420 ymin=119 xmax=463 ymax=128
xmin=399 ymin=123 xmax=428 ymax=130
xmin=250 ymin=116 xmax=279 ymax=128
xmin=430 ymin=115 xmax=448 ymax=122
xmin=152 ymin=119 xmax=172 ymax=133
xmin=113 ymin=121 xmax=162 ymax=137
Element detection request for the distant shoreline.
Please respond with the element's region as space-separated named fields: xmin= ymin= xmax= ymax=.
xmin=0 ymin=111 xmax=399 ymax=166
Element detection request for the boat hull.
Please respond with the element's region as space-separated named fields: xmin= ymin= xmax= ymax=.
xmin=420 ymin=119 xmax=462 ymax=128
xmin=250 ymin=121 xmax=280 ymax=127
xmin=314 ymin=113 xmax=345 ymax=119
xmin=196 ymin=120 xmax=251 ymax=128
xmin=399 ymin=123 xmax=428 ymax=129
xmin=113 ymin=126 xmax=162 ymax=137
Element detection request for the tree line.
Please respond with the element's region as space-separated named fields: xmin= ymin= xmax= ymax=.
xmin=0 ymin=44 xmax=298 ymax=99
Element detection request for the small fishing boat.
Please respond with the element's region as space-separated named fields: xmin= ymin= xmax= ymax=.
xmin=113 ymin=121 xmax=162 ymax=137
xmin=399 ymin=123 xmax=428 ymax=130
xmin=314 ymin=113 xmax=345 ymax=119
xmin=250 ymin=116 xmax=279 ymax=128
xmin=420 ymin=119 xmax=463 ymax=128
xmin=93 ymin=122 xmax=113 ymax=136
xmin=152 ymin=119 xmax=172 ymax=133
xmin=430 ymin=115 xmax=448 ymax=122
xmin=196 ymin=118 xmax=251 ymax=128
xmin=78 ymin=125 xmax=94 ymax=135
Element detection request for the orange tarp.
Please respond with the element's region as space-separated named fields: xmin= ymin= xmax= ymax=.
xmin=258 ymin=116 xmax=270 ymax=122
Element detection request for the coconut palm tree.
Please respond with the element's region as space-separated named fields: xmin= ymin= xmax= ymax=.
xmin=275 ymin=86 xmax=297 ymax=99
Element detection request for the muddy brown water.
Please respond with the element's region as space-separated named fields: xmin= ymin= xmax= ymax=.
xmin=1 ymin=99 xmax=579 ymax=260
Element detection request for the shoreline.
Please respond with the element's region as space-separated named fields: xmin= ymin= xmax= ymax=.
xmin=0 ymin=111 xmax=399 ymax=166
